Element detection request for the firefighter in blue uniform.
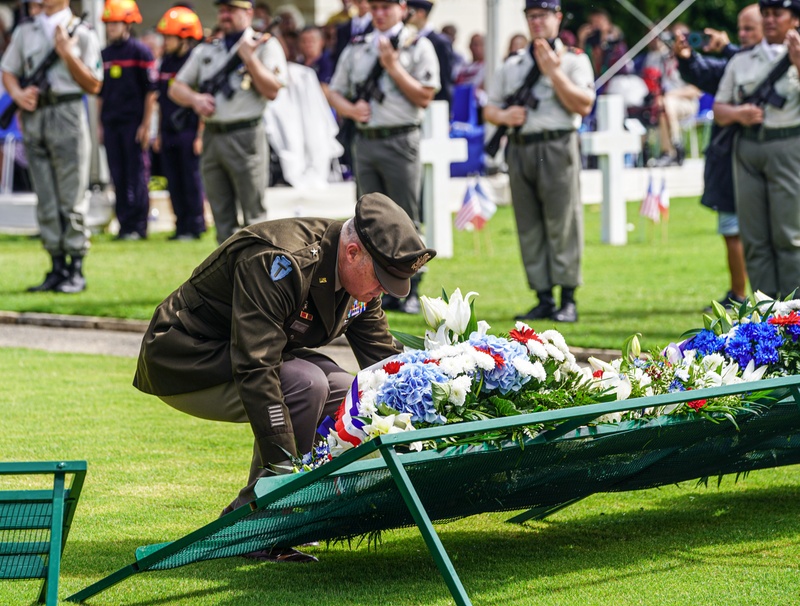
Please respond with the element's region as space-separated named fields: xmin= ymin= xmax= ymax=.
xmin=99 ymin=0 xmax=157 ymax=240
xmin=154 ymin=6 xmax=207 ymax=241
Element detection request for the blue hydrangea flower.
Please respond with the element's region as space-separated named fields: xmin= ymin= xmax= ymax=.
xmin=468 ymin=333 xmax=532 ymax=394
xmin=689 ymin=329 xmax=726 ymax=357
xmin=395 ymin=350 xmax=432 ymax=365
xmin=724 ymin=322 xmax=783 ymax=367
xmin=376 ymin=362 xmax=450 ymax=424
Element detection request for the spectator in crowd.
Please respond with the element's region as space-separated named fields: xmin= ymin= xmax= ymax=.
xmin=169 ymin=0 xmax=287 ymax=244
xmin=441 ymin=23 xmax=466 ymax=81
xmin=140 ymin=28 xmax=164 ymax=61
xmin=328 ymin=0 xmax=440 ymax=314
xmin=674 ymin=4 xmax=761 ymax=311
xmin=714 ymin=0 xmax=800 ymax=299
xmin=485 ymin=0 xmax=594 ymax=323
xmin=406 ymin=0 xmax=453 ymax=103
xmin=20 ymin=0 xmax=44 ymax=22
xmin=454 ymin=33 xmax=484 ymax=88
xmin=0 ymin=4 xmax=13 ymax=55
xmin=275 ymin=3 xmax=303 ymax=61
xmin=252 ymin=1 xmax=271 ymax=32
xmin=643 ymin=23 xmax=703 ymax=165
xmin=300 ymin=25 xmax=334 ymax=91
xmin=1 ymin=0 xmax=102 ymax=292
xmin=99 ymin=0 xmax=157 ymax=242
xmin=154 ymin=5 xmax=206 ymax=241
xmin=332 ymin=0 xmax=371 ymax=68
xmin=507 ymin=33 xmax=527 ymax=58
xmin=133 ymin=193 xmax=435 ymax=561
xmin=577 ymin=8 xmax=632 ymax=82
xmin=325 ymin=0 xmax=355 ymax=26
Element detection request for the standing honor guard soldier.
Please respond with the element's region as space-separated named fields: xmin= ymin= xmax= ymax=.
xmin=134 ymin=193 xmax=436 ymax=562
xmin=154 ymin=6 xmax=207 ymax=241
xmin=713 ymin=0 xmax=800 ymax=299
xmin=484 ymin=0 xmax=594 ymax=323
xmin=99 ymin=0 xmax=157 ymax=241
xmin=1 ymin=0 xmax=103 ymax=293
xmin=168 ymin=0 xmax=287 ymax=245
xmin=405 ymin=0 xmax=453 ymax=103
xmin=328 ymin=0 xmax=440 ymax=314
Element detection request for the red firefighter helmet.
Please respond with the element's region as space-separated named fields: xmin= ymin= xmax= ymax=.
xmin=102 ymin=0 xmax=143 ymax=24
xmin=156 ymin=6 xmax=204 ymax=40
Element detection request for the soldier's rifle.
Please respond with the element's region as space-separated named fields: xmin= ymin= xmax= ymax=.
xmin=336 ymin=35 xmax=400 ymax=149
xmin=0 ymin=13 xmax=87 ymax=130
xmin=484 ymin=39 xmax=555 ymax=158
xmin=170 ymin=34 xmax=267 ymax=132
xmin=710 ymin=45 xmax=796 ymax=153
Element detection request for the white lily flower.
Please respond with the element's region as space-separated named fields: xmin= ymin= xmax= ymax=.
xmin=420 ymin=295 xmax=449 ymax=330
xmin=741 ymin=359 xmax=768 ymax=382
xmin=753 ymin=290 xmax=773 ymax=303
xmin=588 ymin=357 xmax=616 ymax=374
xmin=444 ymin=288 xmax=478 ymax=336
xmin=425 ymin=323 xmax=451 ymax=350
xmin=662 ymin=343 xmax=683 ymax=365
xmin=475 ymin=320 xmax=491 ymax=337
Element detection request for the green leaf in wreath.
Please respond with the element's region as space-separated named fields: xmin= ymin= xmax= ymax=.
xmin=390 ymin=329 xmax=425 ymax=350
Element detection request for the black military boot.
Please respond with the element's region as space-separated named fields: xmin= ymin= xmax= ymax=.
xmin=553 ymin=287 xmax=578 ymax=323
xmin=55 ymin=256 xmax=86 ymax=294
xmin=400 ymin=273 xmax=422 ymax=314
xmin=27 ymin=254 xmax=69 ymax=292
xmin=514 ymin=289 xmax=556 ymax=321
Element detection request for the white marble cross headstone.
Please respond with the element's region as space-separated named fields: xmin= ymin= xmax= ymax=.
xmin=580 ymin=94 xmax=642 ymax=246
xmin=420 ymin=100 xmax=468 ymax=259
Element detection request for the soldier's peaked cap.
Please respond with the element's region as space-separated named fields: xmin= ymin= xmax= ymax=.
xmin=525 ymin=0 xmax=560 ymax=11
xmin=354 ymin=193 xmax=436 ymax=298
xmin=759 ymin=0 xmax=800 ymax=13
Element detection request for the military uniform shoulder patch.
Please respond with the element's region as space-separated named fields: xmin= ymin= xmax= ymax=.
xmin=270 ymin=255 xmax=293 ymax=281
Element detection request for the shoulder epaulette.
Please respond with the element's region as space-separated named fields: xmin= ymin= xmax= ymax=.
xmin=567 ymin=46 xmax=584 ymax=55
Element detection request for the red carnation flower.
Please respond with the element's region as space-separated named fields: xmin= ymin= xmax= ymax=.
xmin=769 ymin=311 xmax=800 ymax=326
xmin=509 ymin=327 xmax=543 ymax=344
xmin=383 ymin=360 xmax=404 ymax=375
xmin=687 ymin=399 xmax=707 ymax=411
xmin=592 ymin=369 xmax=603 ymax=378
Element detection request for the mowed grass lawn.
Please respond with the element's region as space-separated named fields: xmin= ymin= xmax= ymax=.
xmin=1 ymin=197 xmax=734 ymax=351
xmin=2 ymin=349 xmax=800 ymax=605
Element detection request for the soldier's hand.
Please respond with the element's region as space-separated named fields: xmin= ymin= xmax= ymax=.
xmin=152 ymin=135 xmax=161 ymax=154
xmin=737 ymin=103 xmax=763 ymax=127
xmin=192 ymin=93 xmax=216 ymax=118
xmin=377 ymin=37 xmax=399 ymax=71
xmin=787 ymin=29 xmax=800 ymax=69
xmin=54 ymin=24 xmax=76 ymax=59
xmin=193 ymin=134 xmax=203 ymax=156
xmin=15 ymin=86 xmax=39 ymax=112
xmin=135 ymin=123 xmax=150 ymax=151
xmin=237 ymin=33 xmax=263 ymax=64
xmin=351 ymin=99 xmax=371 ymax=123
xmin=673 ymin=32 xmax=691 ymax=60
xmin=504 ymin=105 xmax=527 ymax=127
xmin=533 ymin=38 xmax=560 ymax=76
xmin=703 ymin=28 xmax=730 ymax=54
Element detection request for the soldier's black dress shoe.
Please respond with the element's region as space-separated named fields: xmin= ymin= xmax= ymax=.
xmin=514 ymin=301 xmax=556 ymax=321
xmin=553 ymin=302 xmax=578 ymax=323
xmin=381 ymin=294 xmax=402 ymax=310
xmin=400 ymin=294 xmax=421 ymax=314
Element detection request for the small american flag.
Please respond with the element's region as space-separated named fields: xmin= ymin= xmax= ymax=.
xmin=455 ymin=181 xmax=496 ymax=230
xmin=639 ymin=174 xmax=660 ymax=223
xmin=658 ymin=177 xmax=670 ymax=220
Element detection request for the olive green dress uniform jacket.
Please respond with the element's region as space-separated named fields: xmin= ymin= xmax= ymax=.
xmin=134 ymin=218 xmax=400 ymax=463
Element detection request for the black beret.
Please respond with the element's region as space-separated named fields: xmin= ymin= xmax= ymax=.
xmin=214 ymin=0 xmax=253 ymax=9
xmin=354 ymin=193 xmax=436 ymax=298
xmin=525 ymin=0 xmax=560 ymax=11
xmin=407 ymin=0 xmax=434 ymax=11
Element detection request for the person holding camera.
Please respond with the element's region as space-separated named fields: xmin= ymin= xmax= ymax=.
xmin=577 ymin=8 xmax=631 ymax=83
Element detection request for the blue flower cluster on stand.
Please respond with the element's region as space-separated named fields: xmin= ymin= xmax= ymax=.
xmin=468 ymin=334 xmax=532 ymax=394
xmin=376 ymin=362 xmax=450 ymax=424
xmin=689 ymin=329 xmax=726 ymax=357
xmin=724 ymin=322 xmax=783 ymax=367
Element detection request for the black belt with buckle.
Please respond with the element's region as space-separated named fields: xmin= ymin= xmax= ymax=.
xmin=357 ymin=124 xmax=420 ymax=140
xmin=740 ymin=124 xmax=800 ymax=142
xmin=508 ymin=129 xmax=573 ymax=145
xmin=205 ymin=117 xmax=261 ymax=135
xmin=37 ymin=92 xmax=83 ymax=108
